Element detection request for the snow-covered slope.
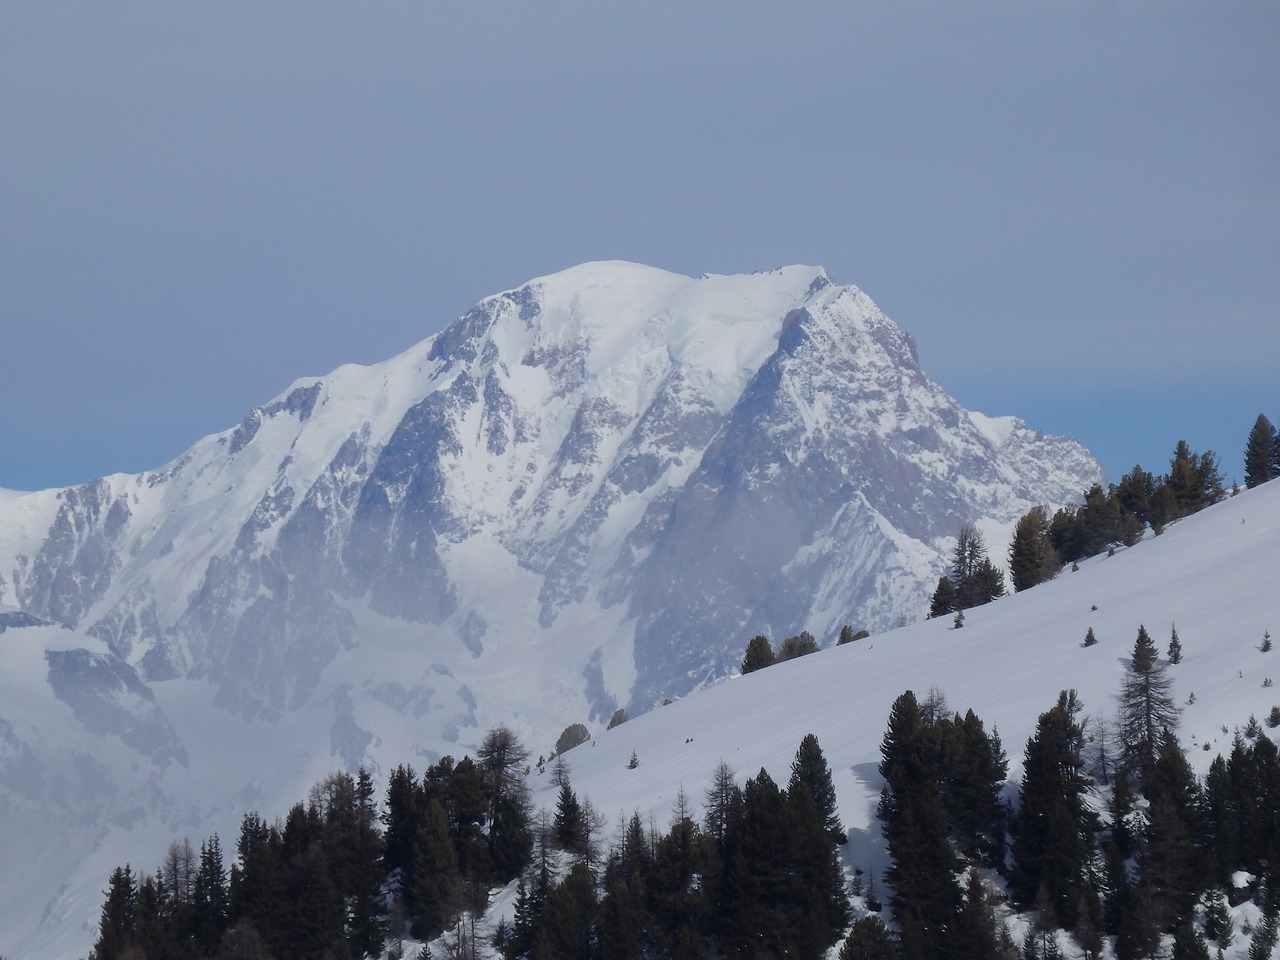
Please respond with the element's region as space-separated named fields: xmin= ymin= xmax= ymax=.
xmin=0 ymin=262 xmax=1104 ymax=956
xmin=5 ymin=475 xmax=1276 ymax=959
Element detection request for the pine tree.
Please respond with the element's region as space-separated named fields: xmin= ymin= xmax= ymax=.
xmin=90 ymin=864 xmax=137 ymax=960
xmin=409 ymin=795 xmax=460 ymax=939
xmin=741 ymin=634 xmax=776 ymax=673
xmin=1084 ymin=627 xmax=1098 ymax=647
xmin=839 ymin=915 xmax=899 ymax=959
xmin=938 ymin=709 xmax=1007 ymax=867
xmin=554 ymin=782 xmax=586 ymax=853
xmin=478 ymin=725 xmax=533 ymax=882
xmin=877 ymin=691 xmax=960 ymax=960
xmin=1009 ymin=694 xmax=1097 ymax=930
xmin=191 ymin=835 xmax=229 ymax=952
xmin=779 ymin=630 xmax=821 ymax=660
xmin=1118 ymin=625 xmax=1180 ymax=781
xmin=1170 ymin=921 xmax=1212 ymax=960
xmin=789 ymin=733 xmax=844 ymax=843
xmin=1169 ymin=623 xmax=1183 ymax=664
xmin=929 ymin=575 xmax=957 ymax=618
xmin=1008 ymin=505 xmax=1062 ymax=592
xmin=951 ymin=524 xmax=1005 ymax=609
xmin=1245 ymin=414 xmax=1278 ymax=488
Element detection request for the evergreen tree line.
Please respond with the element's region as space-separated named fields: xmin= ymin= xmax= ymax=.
xmin=1008 ymin=438 xmax=1230 ymax=594
xmin=89 ymin=726 xmax=534 ymax=960
xmin=739 ymin=626 xmax=871 ymax=676
xmin=499 ymin=733 xmax=851 ymax=960
xmin=929 ymin=524 xmax=1006 ymax=618
xmin=873 ymin=625 xmax=1280 ymax=960
xmin=88 ymin=624 xmax=1280 ymax=959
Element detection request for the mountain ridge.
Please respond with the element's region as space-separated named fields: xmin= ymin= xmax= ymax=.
xmin=0 ymin=261 xmax=1108 ymax=955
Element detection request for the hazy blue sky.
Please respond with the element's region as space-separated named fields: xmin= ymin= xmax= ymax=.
xmin=3 ymin=2 xmax=1277 ymax=491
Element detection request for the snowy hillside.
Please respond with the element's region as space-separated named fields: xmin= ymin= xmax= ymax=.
xmin=13 ymin=476 xmax=1277 ymax=959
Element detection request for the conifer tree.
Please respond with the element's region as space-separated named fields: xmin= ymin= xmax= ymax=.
xmin=1009 ymin=694 xmax=1097 ymax=930
xmin=938 ymin=709 xmax=1007 ymax=867
xmin=554 ymin=782 xmax=586 ymax=853
xmin=929 ymin=575 xmax=956 ymax=618
xmin=839 ymin=915 xmax=899 ymax=959
xmin=778 ymin=630 xmax=821 ymax=660
xmin=1118 ymin=625 xmax=1180 ymax=781
xmin=1009 ymin=505 xmax=1062 ymax=592
xmin=1245 ymin=414 xmax=1278 ymax=488
xmin=1084 ymin=627 xmax=1098 ymax=647
xmin=877 ymin=691 xmax=960 ymax=960
xmin=90 ymin=865 xmax=138 ymax=960
xmin=1168 ymin=623 xmax=1183 ymax=664
xmin=952 ymin=524 xmax=1005 ymax=609
xmin=789 ymin=733 xmax=844 ymax=843
xmin=191 ymin=835 xmax=229 ymax=952
xmin=741 ymin=634 xmax=776 ymax=673
xmin=409 ymin=795 xmax=460 ymax=939
xmin=703 ymin=760 xmax=742 ymax=851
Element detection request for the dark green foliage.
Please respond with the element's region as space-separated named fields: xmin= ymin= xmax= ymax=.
xmin=1008 ymin=505 xmax=1062 ymax=592
xmin=877 ymin=691 xmax=960 ymax=959
xmin=1245 ymin=413 xmax=1278 ymax=488
xmin=929 ymin=575 xmax=956 ymax=618
xmin=952 ymin=524 xmax=1006 ymax=610
xmin=741 ymin=634 xmax=776 ymax=673
xmin=1170 ymin=920 xmax=1211 ymax=960
xmin=1118 ymin=625 xmax=1180 ymax=781
xmin=789 ymin=733 xmax=844 ymax=843
xmin=1084 ymin=626 xmax=1098 ymax=647
xmin=534 ymin=862 xmax=597 ymax=960
xmin=1133 ymin=737 xmax=1206 ymax=935
xmin=838 ymin=624 xmax=870 ymax=645
xmin=1202 ymin=887 xmax=1234 ymax=946
xmin=606 ymin=708 xmax=629 ymax=729
xmin=778 ymin=629 xmax=821 ymax=660
xmin=950 ymin=870 xmax=1005 ymax=960
xmin=1009 ymin=693 xmax=1097 ymax=930
xmin=554 ymin=722 xmax=590 ymax=755
xmin=1200 ymin=733 xmax=1280 ymax=887
xmin=1168 ymin=440 xmax=1226 ymax=517
xmin=191 ymin=836 xmax=229 ymax=952
xmin=1168 ymin=623 xmax=1183 ymax=664
xmin=937 ymin=709 xmax=1007 ymax=868
xmin=92 ymin=729 xmax=538 ymax=960
xmin=408 ymin=795 xmax=459 ymax=939
xmin=839 ymin=915 xmax=899 ymax=959
xmin=720 ymin=767 xmax=849 ymax=959
xmin=90 ymin=864 xmax=138 ymax=960
xmin=554 ymin=781 xmax=586 ymax=853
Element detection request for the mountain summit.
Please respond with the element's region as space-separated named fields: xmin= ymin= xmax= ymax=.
xmin=3 ymin=262 xmax=1098 ymax=739
xmin=0 ymin=261 xmax=1103 ymax=955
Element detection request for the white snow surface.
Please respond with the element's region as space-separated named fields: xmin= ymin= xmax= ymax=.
xmin=1 ymin=481 xmax=1277 ymax=957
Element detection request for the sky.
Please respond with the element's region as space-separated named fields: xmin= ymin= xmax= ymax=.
xmin=2 ymin=1 xmax=1277 ymax=492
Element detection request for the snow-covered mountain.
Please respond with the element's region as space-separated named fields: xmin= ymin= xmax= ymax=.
xmin=0 ymin=262 xmax=1104 ymax=956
